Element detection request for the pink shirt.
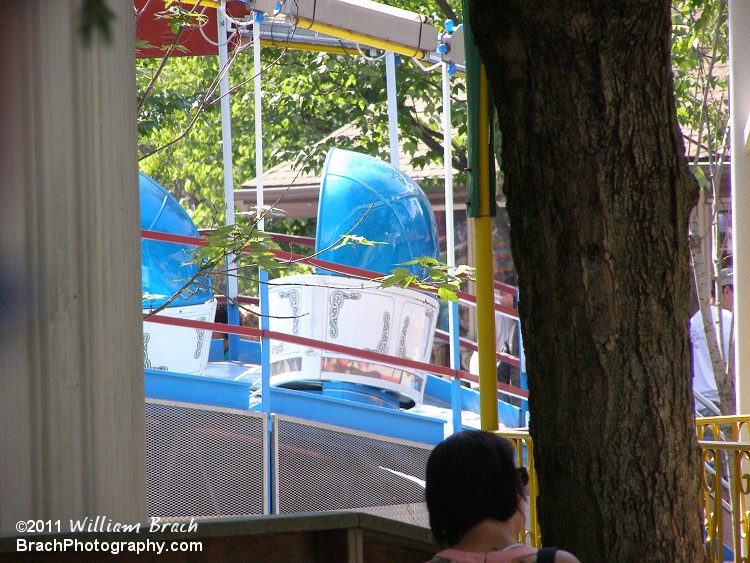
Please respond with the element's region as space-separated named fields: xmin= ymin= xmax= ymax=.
xmin=428 ymin=545 xmax=539 ymax=562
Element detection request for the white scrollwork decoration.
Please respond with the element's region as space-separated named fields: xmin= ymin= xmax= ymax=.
xmin=194 ymin=316 xmax=206 ymax=359
xmin=279 ymin=289 xmax=301 ymax=335
xmin=397 ymin=316 xmax=410 ymax=357
xmin=143 ymin=333 xmax=168 ymax=370
xmin=377 ymin=311 xmax=391 ymax=353
xmin=329 ymin=290 xmax=361 ymax=338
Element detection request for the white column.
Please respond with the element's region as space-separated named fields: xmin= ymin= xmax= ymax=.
xmin=0 ymin=3 xmax=146 ymax=531
xmin=386 ymin=52 xmax=399 ymax=167
xmin=729 ymin=0 xmax=750 ymax=413
xmin=217 ymin=10 xmax=241 ymax=351
xmin=442 ymin=62 xmax=462 ymax=432
xmin=253 ymin=16 xmax=265 ymax=230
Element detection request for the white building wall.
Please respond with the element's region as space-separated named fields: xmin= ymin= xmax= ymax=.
xmin=730 ymin=0 xmax=750 ymax=414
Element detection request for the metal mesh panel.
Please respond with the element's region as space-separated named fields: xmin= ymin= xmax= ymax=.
xmin=274 ymin=415 xmax=431 ymax=527
xmin=146 ymin=400 xmax=266 ymax=518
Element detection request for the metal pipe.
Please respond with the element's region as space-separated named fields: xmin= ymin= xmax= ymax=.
xmin=474 ymin=64 xmax=498 ymax=430
xmin=217 ymin=9 xmax=241 ymax=358
xmin=442 ymin=61 xmax=462 ymax=432
xmin=461 ymin=3 xmax=498 ymax=431
xmin=386 ymin=52 xmax=399 ymax=168
xmin=253 ymin=14 xmax=272 ymax=418
xmin=292 ymin=19 xmax=431 ymax=60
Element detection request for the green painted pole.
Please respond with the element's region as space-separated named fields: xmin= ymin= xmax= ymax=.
xmin=462 ymin=3 xmax=498 ymax=431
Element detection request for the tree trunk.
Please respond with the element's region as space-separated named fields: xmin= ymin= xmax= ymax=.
xmin=467 ymin=1 xmax=707 ymax=560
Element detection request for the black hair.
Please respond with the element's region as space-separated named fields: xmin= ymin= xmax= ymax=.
xmin=424 ymin=430 xmax=526 ymax=547
xmin=214 ymin=301 xmax=227 ymax=324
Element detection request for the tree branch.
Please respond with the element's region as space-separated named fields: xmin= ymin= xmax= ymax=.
xmin=435 ymin=0 xmax=458 ymax=23
xmin=403 ymin=108 xmax=467 ymax=172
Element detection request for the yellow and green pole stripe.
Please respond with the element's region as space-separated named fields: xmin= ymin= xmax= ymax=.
xmin=462 ymin=3 xmax=498 ymax=431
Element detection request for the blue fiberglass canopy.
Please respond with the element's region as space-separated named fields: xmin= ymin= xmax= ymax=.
xmin=315 ymin=149 xmax=440 ymax=275
xmin=140 ymin=172 xmax=213 ymax=310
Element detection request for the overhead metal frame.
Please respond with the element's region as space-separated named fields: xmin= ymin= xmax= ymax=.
xmin=238 ymin=16 xmax=465 ymax=72
xmin=251 ymin=0 xmax=438 ymax=59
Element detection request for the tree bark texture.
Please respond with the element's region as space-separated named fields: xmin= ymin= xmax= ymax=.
xmin=467 ymin=1 xmax=706 ymax=560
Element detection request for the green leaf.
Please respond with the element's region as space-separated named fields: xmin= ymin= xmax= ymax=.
xmin=379 ymin=276 xmax=401 ymax=289
xmin=690 ymin=165 xmax=710 ymax=190
xmin=438 ymin=286 xmax=458 ymax=302
xmin=330 ymin=234 xmax=386 ymax=251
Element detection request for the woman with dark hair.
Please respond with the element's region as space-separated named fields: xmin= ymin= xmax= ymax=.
xmin=425 ymin=430 xmax=579 ymax=563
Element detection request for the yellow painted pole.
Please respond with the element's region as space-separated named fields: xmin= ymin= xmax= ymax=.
xmin=258 ymin=39 xmax=362 ymax=56
xmin=296 ymin=20 xmax=431 ymax=59
xmin=474 ymin=65 xmax=498 ymax=431
xmin=180 ymin=0 xmax=221 ymax=7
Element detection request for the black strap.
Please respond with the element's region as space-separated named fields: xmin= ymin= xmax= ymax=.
xmin=536 ymin=547 xmax=558 ymax=563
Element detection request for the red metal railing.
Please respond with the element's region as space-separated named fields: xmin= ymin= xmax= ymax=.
xmin=141 ymin=228 xmax=527 ymax=399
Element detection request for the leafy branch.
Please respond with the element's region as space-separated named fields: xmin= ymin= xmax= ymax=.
xmin=193 ymin=224 xmax=289 ymax=273
xmin=378 ymin=257 xmax=474 ymax=302
xmin=144 ymin=219 xmax=474 ymax=321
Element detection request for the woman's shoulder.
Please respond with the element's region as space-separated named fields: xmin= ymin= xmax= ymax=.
xmin=528 ymin=547 xmax=581 ymax=563
xmin=549 ymin=550 xmax=579 ymax=563
xmin=427 ymin=545 xmax=538 ymax=563
xmin=427 ymin=546 xmax=580 ymax=563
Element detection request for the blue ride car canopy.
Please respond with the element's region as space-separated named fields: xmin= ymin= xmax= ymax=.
xmin=140 ymin=172 xmax=213 ymax=310
xmin=315 ymin=149 xmax=440 ymax=275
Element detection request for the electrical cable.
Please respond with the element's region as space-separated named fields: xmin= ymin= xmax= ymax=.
xmin=218 ymin=0 xmax=254 ymax=28
xmin=411 ymin=56 xmax=441 ymax=73
xmin=197 ymin=5 xmax=237 ymax=47
xmin=355 ymin=43 xmax=388 ymax=61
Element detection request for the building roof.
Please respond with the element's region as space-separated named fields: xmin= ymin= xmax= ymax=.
xmin=234 ymin=122 xmax=477 ymax=218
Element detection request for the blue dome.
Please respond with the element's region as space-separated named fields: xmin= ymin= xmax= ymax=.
xmin=140 ymin=172 xmax=213 ymax=309
xmin=315 ymin=149 xmax=440 ymax=275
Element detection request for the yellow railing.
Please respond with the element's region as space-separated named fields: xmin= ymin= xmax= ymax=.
xmin=697 ymin=415 xmax=750 ymax=562
xmin=496 ymin=429 xmax=541 ymax=547
xmin=499 ymin=417 xmax=750 ymax=562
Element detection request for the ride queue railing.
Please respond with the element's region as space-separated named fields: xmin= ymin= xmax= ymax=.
xmin=500 ymin=417 xmax=750 ymax=562
xmin=141 ymin=228 xmax=530 ymax=404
